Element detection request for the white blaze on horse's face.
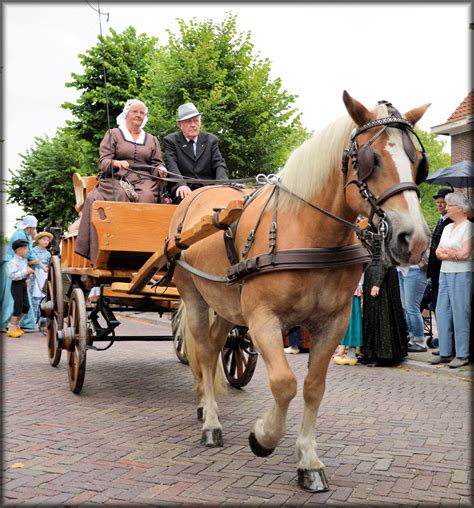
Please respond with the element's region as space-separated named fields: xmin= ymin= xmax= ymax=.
xmin=383 ymin=134 xmax=429 ymax=265
xmin=384 ymin=136 xmax=425 ymax=221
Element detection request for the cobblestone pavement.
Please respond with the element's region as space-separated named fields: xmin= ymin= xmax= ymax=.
xmin=3 ymin=318 xmax=472 ymax=506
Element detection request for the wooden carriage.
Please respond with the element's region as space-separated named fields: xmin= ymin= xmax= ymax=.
xmin=42 ymin=173 xmax=258 ymax=394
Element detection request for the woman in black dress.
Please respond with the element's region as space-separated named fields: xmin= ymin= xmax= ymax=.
xmin=360 ymin=237 xmax=409 ymax=366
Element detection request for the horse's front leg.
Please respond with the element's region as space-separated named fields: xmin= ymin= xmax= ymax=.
xmin=296 ymin=319 xmax=348 ymax=492
xmin=247 ymin=313 xmax=298 ymax=456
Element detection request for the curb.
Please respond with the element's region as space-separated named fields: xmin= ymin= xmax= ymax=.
xmin=117 ymin=313 xmax=473 ymax=381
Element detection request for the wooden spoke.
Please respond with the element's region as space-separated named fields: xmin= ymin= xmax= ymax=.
xmin=45 ymin=256 xmax=63 ymax=367
xmin=66 ymin=288 xmax=88 ymax=394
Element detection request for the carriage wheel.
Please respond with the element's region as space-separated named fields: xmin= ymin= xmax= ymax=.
xmin=221 ymin=326 xmax=258 ymax=389
xmin=44 ymin=255 xmax=64 ymax=367
xmin=66 ymin=288 xmax=88 ymax=394
xmin=171 ymin=310 xmax=189 ymax=364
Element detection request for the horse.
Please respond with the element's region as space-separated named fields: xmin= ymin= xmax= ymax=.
xmin=167 ymin=91 xmax=431 ymax=492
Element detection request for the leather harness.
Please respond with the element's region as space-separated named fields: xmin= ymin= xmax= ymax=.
xmin=159 ymin=102 xmax=427 ymax=287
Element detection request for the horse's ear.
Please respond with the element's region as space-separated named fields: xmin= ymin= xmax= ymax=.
xmin=404 ymin=103 xmax=431 ymax=126
xmin=342 ymin=90 xmax=372 ymax=126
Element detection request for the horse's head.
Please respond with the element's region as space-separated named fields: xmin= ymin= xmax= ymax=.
xmin=341 ymin=91 xmax=431 ymax=265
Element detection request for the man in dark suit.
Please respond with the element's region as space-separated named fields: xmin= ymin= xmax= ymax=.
xmin=426 ymin=188 xmax=454 ymax=309
xmin=164 ymin=103 xmax=229 ymax=203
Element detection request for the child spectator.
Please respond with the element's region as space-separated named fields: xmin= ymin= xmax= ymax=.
xmin=6 ymin=239 xmax=34 ymax=337
xmin=334 ymin=275 xmax=363 ymax=365
xmin=30 ymin=232 xmax=53 ymax=327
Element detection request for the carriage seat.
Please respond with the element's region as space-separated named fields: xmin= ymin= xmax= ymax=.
xmin=73 ymin=172 xmax=98 ymax=213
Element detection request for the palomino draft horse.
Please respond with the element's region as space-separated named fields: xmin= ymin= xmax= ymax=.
xmin=168 ymin=91 xmax=431 ymax=491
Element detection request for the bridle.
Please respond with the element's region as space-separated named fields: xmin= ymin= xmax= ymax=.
xmin=341 ymin=100 xmax=429 ymax=240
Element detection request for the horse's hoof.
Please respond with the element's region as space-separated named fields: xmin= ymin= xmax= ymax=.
xmin=248 ymin=432 xmax=275 ymax=457
xmin=297 ymin=468 xmax=329 ymax=492
xmin=197 ymin=407 xmax=203 ymax=421
xmin=200 ymin=429 xmax=223 ymax=447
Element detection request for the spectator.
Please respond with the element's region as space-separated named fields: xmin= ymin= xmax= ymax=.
xmin=284 ymin=326 xmax=304 ymax=354
xmin=334 ymin=275 xmax=363 ymax=365
xmin=75 ymin=99 xmax=167 ymax=262
xmin=1 ymin=215 xmax=40 ymax=332
xmin=426 ymin=188 xmax=453 ymax=308
xmin=431 ymin=192 xmax=472 ymax=368
xmin=360 ymin=236 xmax=409 ymax=367
xmin=30 ymin=231 xmax=53 ymax=328
xmin=5 ymin=239 xmax=34 ymax=337
xmin=397 ymin=250 xmax=429 ymax=352
xmin=164 ymin=102 xmax=229 ymax=203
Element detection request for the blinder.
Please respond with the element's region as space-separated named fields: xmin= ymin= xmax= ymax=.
xmin=343 ymin=120 xmax=429 ymax=186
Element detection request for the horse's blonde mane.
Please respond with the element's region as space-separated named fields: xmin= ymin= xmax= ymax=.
xmin=278 ymin=103 xmax=389 ymax=210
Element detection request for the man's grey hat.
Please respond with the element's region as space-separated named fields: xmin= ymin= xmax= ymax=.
xmin=177 ymin=103 xmax=201 ymax=121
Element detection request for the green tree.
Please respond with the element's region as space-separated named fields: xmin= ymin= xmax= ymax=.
xmin=143 ymin=14 xmax=309 ymax=176
xmin=5 ymin=129 xmax=94 ymax=229
xmin=62 ymin=26 xmax=158 ymax=147
xmin=416 ymin=129 xmax=451 ymax=230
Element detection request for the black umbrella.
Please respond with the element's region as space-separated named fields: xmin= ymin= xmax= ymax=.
xmin=425 ymin=160 xmax=473 ymax=188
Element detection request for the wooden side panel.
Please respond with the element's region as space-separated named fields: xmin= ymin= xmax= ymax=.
xmin=128 ymin=199 xmax=244 ymax=293
xmin=90 ymin=202 xmax=177 ymax=269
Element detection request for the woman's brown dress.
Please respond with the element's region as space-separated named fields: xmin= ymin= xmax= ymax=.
xmin=75 ymin=128 xmax=166 ymax=262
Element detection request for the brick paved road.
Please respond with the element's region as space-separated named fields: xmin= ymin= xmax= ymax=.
xmin=3 ymin=318 xmax=471 ymax=506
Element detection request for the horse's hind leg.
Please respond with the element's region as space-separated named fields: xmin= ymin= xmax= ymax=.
xmin=186 ymin=301 xmax=232 ymax=447
xmin=246 ymin=312 xmax=298 ymax=456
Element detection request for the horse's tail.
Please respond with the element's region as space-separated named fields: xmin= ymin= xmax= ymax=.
xmin=174 ymin=301 xmax=228 ymax=396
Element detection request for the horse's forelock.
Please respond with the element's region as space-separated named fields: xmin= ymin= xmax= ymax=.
xmin=278 ymin=103 xmax=391 ymax=211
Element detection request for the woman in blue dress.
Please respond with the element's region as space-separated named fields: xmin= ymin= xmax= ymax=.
xmin=1 ymin=215 xmax=41 ymax=331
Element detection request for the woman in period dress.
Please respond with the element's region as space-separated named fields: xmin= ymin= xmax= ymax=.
xmin=75 ymin=99 xmax=167 ymax=262
xmin=360 ymin=236 xmax=409 ymax=367
xmin=1 ymin=215 xmax=41 ymax=331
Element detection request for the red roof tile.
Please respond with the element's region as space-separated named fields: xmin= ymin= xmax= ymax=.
xmin=447 ymin=90 xmax=473 ymax=122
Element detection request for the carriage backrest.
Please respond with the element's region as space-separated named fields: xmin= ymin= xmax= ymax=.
xmin=73 ymin=172 xmax=98 ymax=213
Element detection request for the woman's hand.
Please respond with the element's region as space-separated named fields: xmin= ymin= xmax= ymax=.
xmin=113 ymin=160 xmax=129 ymax=170
xmin=370 ymin=286 xmax=380 ymax=297
xmin=158 ymin=166 xmax=167 ymax=178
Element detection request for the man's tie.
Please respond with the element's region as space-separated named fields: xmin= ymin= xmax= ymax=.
xmin=188 ymin=139 xmax=195 ymax=159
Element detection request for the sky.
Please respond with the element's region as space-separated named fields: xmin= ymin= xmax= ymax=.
xmin=3 ymin=2 xmax=471 ymax=237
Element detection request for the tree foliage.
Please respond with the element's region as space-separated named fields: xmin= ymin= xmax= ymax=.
xmin=62 ymin=26 xmax=158 ymax=148
xmin=6 ymin=16 xmax=453 ymax=233
xmin=6 ymin=129 xmax=94 ymax=230
xmin=416 ymin=129 xmax=451 ymax=230
xmin=143 ymin=14 xmax=309 ymax=176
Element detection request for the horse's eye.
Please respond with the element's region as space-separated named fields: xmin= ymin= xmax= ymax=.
xmin=373 ymin=152 xmax=381 ymax=169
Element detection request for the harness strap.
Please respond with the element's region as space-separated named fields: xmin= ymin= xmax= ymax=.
xmin=227 ymin=246 xmax=371 ymax=284
xmin=174 ymin=257 xmax=229 ymax=283
xmin=170 ymin=245 xmax=371 ymax=285
xmin=375 ymin=182 xmax=420 ymax=206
